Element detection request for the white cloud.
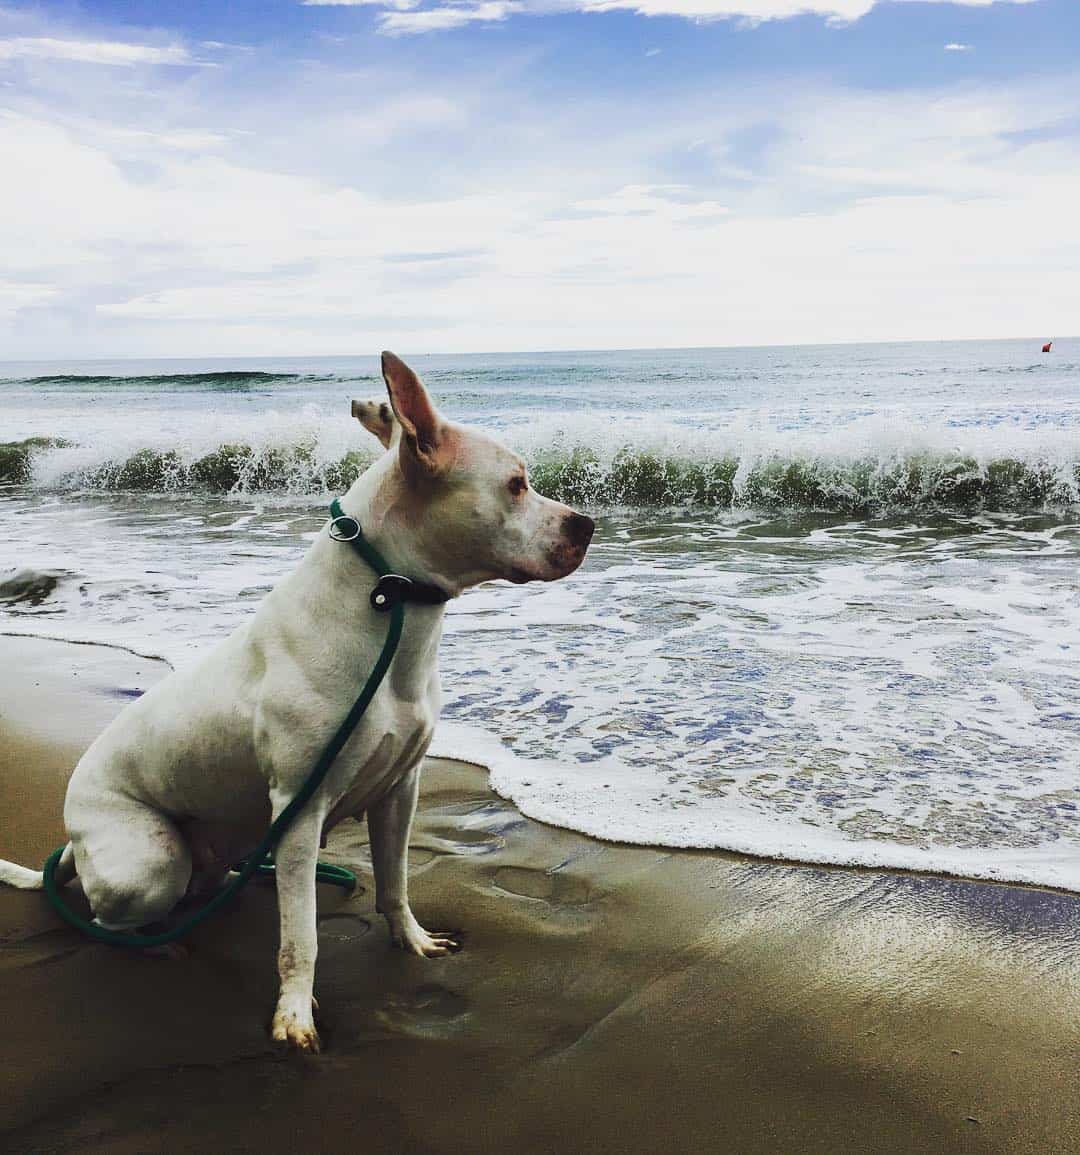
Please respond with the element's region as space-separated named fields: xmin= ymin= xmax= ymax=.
xmin=583 ymin=0 xmax=874 ymax=17
xmin=300 ymin=0 xmax=1037 ymax=33
xmin=379 ymin=1 xmax=521 ymax=34
xmin=0 ymin=9 xmax=1075 ymax=357
xmin=572 ymin=183 xmax=731 ymax=221
xmin=302 ymin=0 xmax=417 ymax=6
xmin=581 ymin=0 xmax=1034 ymax=20
xmin=0 ymin=36 xmax=196 ymax=67
xmin=0 ymin=281 xmax=58 ymax=319
xmin=107 ymin=127 xmax=231 ymax=151
xmin=944 ymin=42 xmax=971 ymax=50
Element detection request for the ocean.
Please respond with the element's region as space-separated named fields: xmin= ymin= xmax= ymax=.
xmin=2 ymin=339 xmax=1079 ymax=890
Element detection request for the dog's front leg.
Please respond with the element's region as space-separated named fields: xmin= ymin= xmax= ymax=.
xmin=269 ymin=798 xmax=325 ymax=1052
xmin=368 ymin=764 xmax=458 ymax=957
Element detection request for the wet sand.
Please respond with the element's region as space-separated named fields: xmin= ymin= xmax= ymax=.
xmin=0 ymin=634 xmax=1078 ymax=1154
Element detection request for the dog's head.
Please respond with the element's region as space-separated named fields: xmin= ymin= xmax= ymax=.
xmin=358 ymin=352 xmax=593 ymax=595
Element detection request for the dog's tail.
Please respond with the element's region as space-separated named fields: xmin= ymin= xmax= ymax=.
xmin=0 ymin=842 xmax=74 ymax=891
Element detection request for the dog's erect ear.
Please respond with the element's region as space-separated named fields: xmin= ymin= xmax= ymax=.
xmin=351 ymin=398 xmax=397 ymax=449
xmin=381 ymin=351 xmax=445 ymax=473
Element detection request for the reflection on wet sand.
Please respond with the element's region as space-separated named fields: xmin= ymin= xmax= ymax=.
xmin=1 ymin=636 xmax=1077 ymax=1154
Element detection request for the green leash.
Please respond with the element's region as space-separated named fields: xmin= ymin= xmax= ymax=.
xmin=42 ymin=499 xmax=408 ymax=948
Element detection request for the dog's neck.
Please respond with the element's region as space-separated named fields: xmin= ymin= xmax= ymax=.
xmin=287 ymin=457 xmax=447 ymax=697
xmin=337 ymin=454 xmax=462 ymax=599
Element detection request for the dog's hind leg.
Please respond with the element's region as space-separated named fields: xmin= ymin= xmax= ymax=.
xmin=71 ymin=796 xmax=191 ymax=932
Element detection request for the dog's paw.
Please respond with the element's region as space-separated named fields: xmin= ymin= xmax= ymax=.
xmin=271 ymin=1002 xmax=322 ymax=1053
xmin=389 ymin=914 xmax=461 ymax=958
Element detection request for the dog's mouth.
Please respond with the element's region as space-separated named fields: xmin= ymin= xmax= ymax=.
xmin=507 ymin=551 xmax=587 ymax=585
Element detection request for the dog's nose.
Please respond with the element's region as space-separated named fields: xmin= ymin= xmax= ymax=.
xmin=564 ymin=512 xmax=595 ymax=550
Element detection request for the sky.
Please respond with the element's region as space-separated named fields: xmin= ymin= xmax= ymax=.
xmin=0 ymin=0 xmax=1076 ymax=358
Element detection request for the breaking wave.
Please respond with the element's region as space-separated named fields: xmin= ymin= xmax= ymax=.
xmin=5 ymin=414 xmax=1080 ymax=513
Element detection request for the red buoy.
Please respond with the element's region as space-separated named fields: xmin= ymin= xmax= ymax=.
xmin=1042 ymin=341 xmax=1053 ymax=353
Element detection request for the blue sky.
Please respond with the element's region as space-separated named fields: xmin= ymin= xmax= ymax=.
xmin=0 ymin=0 xmax=1076 ymax=356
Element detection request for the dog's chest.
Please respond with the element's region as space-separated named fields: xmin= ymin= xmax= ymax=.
xmin=324 ymin=706 xmax=435 ymax=829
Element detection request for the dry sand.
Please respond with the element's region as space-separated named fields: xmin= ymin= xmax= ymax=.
xmin=0 ymin=634 xmax=1077 ymax=1154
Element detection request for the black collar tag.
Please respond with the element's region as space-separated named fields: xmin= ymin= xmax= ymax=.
xmin=370 ymin=574 xmax=412 ymax=612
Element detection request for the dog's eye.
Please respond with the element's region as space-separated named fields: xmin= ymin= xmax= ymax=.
xmin=508 ymin=475 xmax=528 ymax=497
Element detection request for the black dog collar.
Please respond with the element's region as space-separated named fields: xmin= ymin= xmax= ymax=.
xmin=328 ymin=498 xmax=452 ymax=612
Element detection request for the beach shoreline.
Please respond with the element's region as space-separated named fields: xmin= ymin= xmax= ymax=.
xmin=1 ymin=634 xmax=1077 ymax=1154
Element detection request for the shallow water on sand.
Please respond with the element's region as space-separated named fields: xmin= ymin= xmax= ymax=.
xmin=1 ymin=491 xmax=1078 ymax=889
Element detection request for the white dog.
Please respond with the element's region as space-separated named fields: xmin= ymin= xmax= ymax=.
xmin=0 ymin=352 xmax=594 ymax=1052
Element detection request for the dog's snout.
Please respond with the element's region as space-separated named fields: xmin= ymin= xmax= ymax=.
xmin=564 ymin=512 xmax=595 ymax=550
